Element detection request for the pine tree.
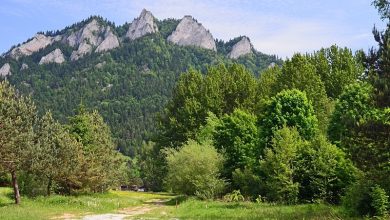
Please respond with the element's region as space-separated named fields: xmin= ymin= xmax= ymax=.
xmin=0 ymin=81 xmax=36 ymax=204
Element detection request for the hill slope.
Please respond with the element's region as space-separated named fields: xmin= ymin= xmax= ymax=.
xmin=0 ymin=10 xmax=281 ymax=155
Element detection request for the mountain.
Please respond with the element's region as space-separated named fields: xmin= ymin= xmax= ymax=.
xmin=0 ymin=9 xmax=281 ymax=156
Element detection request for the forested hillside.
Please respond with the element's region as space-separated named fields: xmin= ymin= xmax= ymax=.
xmin=0 ymin=14 xmax=280 ymax=156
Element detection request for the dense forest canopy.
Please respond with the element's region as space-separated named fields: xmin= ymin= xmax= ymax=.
xmin=0 ymin=17 xmax=280 ymax=156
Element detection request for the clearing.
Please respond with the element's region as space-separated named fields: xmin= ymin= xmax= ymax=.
xmin=0 ymin=187 xmax=349 ymax=219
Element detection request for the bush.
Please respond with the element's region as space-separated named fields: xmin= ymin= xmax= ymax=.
xmin=295 ymin=134 xmax=357 ymax=204
xmin=0 ymin=172 xmax=10 ymax=187
xmin=18 ymin=172 xmax=47 ymax=197
xmin=343 ymin=178 xmax=389 ymax=217
xmin=223 ymin=190 xmax=245 ymax=202
xmin=164 ymin=140 xmax=226 ymax=199
xmin=259 ymin=127 xmax=301 ymax=204
xmin=232 ymin=168 xmax=263 ymax=200
xmin=370 ymin=185 xmax=389 ymax=217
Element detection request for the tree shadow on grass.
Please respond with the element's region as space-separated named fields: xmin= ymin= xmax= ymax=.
xmin=164 ymin=195 xmax=188 ymax=206
xmin=0 ymin=201 xmax=14 ymax=207
xmin=0 ymin=191 xmax=15 ymax=207
xmin=220 ymin=202 xmax=250 ymax=209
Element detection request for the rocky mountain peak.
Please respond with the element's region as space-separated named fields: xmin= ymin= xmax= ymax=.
xmin=228 ymin=36 xmax=252 ymax=59
xmin=0 ymin=63 xmax=11 ymax=77
xmin=167 ymin=16 xmax=216 ymax=51
xmin=68 ymin=19 xmax=119 ymax=60
xmin=39 ymin=48 xmax=65 ymax=65
xmin=126 ymin=9 xmax=158 ymax=40
xmin=95 ymin=26 xmax=120 ymax=52
xmin=9 ymin=34 xmax=58 ymax=59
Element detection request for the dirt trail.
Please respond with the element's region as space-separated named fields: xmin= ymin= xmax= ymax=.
xmin=80 ymin=198 xmax=169 ymax=220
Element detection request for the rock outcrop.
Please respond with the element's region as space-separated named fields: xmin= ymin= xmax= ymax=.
xmin=268 ymin=62 xmax=276 ymax=68
xmin=39 ymin=48 xmax=65 ymax=65
xmin=20 ymin=63 xmax=29 ymax=70
xmin=68 ymin=19 xmax=120 ymax=60
xmin=0 ymin=63 xmax=11 ymax=77
xmin=95 ymin=27 xmax=120 ymax=52
xmin=69 ymin=19 xmax=103 ymax=60
xmin=126 ymin=9 xmax=158 ymax=40
xmin=9 ymin=34 xmax=57 ymax=59
xmin=168 ymin=16 xmax=216 ymax=51
xmin=228 ymin=37 xmax=252 ymax=59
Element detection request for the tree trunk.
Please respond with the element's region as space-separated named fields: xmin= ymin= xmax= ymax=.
xmin=47 ymin=177 xmax=52 ymax=196
xmin=11 ymin=170 xmax=21 ymax=205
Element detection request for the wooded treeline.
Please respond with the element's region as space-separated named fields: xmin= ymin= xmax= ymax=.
xmin=0 ymin=80 xmax=127 ymax=204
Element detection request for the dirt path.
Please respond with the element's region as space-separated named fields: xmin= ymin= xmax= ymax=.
xmin=81 ymin=198 xmax=169 ymax=220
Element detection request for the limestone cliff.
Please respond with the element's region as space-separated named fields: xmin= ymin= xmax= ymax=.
xmin=68 ymin=19 xmax=120 ymax=60
xmin=126 ymin=9 xmax=158 ymax=40
xmin=39 ymin=48 xmax=65 ymax=65
xmin=167 ymin=16 xmax=216 ymax=51
xmin=95 ymin=27 xmax=120 ymax=52
xmin=0 ymin=63 xmax=11 ymax=77
xmin=9 ymin=34 xmax=58 ymax=59
xmin=228 ymin=37 xmax=252 ymax=59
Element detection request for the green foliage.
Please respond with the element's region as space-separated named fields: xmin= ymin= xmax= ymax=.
xmin=0 ymin=80 xmax=36 ymax=172
xmin=195 ymin=112 xmax=221 ymax=144
xmin=259 ymin=89 xmax=318 ymax=146
xmin=371 ymin=185 xmax=389 ymax=217
xmin=158 ymin=63 xmax=258 ymax=148
xmin=276 ymin=54 xmax=330 ymax=127
xmin=223 ymin=190 xmax=245 ymax=202
xmin=213 ymin=109 xmax=259 ymax=178
xmin=294 ymin=134 xmax=357 ymax=204
xmin=137 ymin=141 xmax=164 ymax=191
xmin=260 ymin=127 xmax=301 ymax=204
xmin=329 ymin=82 xmax=390 ymax=193
xmin=124 ymin=157 xmax=143 ymax=187
xmin=308 ymin=45 xmax=363 ymax=99
xmin=67 ymin=107 xmax=127 ymax=193
xmin=373 ymin=0 xmax=390 ymax=20
xmin=256 ymin=66 xmax=281 ymax=102
xmin=0 ymin=80 xmax=36 ymax=204
xmin=164 ymin=140 xmax=225 ymax=199
xmin=232 ymin=168 xmax=262 ymax=200
xmin=30 ymin=111 xmax=83 ymax=196
xmin=3 ymin=23 xmax=279 ymax=156
xmin=328 ymin=82 xmax=374 ymax=144
xmin=343 ymin=178 xmax=389 ymax=217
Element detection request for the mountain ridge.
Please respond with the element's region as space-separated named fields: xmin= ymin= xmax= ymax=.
xmin=0 ymin=9 xmax=281 ymax=155
xmin=2 ymin=9 xmax=260 ymax=63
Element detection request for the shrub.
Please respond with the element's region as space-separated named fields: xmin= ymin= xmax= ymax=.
xmin=295 ymin=134 xmax=357 ymax=204
xmin=343 ymin=178 xmax=389 ymax=217
xmin=259 ymin=127 xmax=301 ymax=204
xmin=370 ymin=185 xmax=389 ymax=217
xmin=232 ymin=168 xmax=263 ymax=200
xmin=223 ymin=190 xmax=245 ymax=202
xmin=164 ymin=140 xmax=225 ymax=199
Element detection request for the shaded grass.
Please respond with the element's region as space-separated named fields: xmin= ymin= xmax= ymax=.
xmin=0 ymin=187 xmax=173 ymax=220
xmin=143 ymin=197 xmax=356 ymax=220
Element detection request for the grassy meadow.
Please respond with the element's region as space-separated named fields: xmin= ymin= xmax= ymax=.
xmin=143 ymin=198 xmax=350 ymax=220
xmin=0 ymin=187 xmax=355 ymax=220
xmin=0 ymin=187 xmax=172 ymax=220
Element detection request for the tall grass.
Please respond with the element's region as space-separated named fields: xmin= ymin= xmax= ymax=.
xmin=144 ymin=197 xmax=353 ymax=219
xmin=0 ymin=187 xmax=172 ymax=220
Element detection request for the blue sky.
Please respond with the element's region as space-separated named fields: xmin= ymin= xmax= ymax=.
xmin=0 ymin=0 xmax=385 ymax=58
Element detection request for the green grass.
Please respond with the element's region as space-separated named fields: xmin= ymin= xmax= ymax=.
xmin=0 ymin=187 xmax=173 ymax=220
xmin=1 ymin=187 xmax=357 ymax=220
xmin=143 ymin=197 xmax=355 ymax=220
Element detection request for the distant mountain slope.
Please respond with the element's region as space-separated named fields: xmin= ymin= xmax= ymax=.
xmin=0 ymin=9 xmax=281 ymax=155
